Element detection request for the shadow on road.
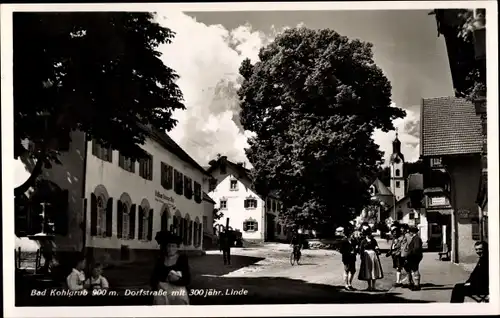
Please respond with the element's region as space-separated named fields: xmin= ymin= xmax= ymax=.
xmin=189 ymin=254 xmax=265 ymax=277
xmin=190 ymin=276 xmax=432 ymax=305
xmin=419 ymin=283 xmax=452 ymax=291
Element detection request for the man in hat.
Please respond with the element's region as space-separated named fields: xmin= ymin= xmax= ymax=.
xmin=338 ymin=226 xmax=358 ymax=290
xmin=219 ymin=230 xmax=232 ymax=265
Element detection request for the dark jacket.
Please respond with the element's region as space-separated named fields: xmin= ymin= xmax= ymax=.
xmin=219 ymin=233 xmax=233 ymax=250
xmin=150 ymin=254 xmax=191 ymax=289
xmin=467 ymin=255 xmax=489 ymax=293
xmin=406 ymin=234 xmax=423 ymax=260
xmin=339 ymin=236 xmax=357 ymax=263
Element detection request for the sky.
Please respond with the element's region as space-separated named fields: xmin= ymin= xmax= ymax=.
xmin=14 ymin=9 xmax=455 ymax=186
xmin=158 ymin=10 xmax=454 ymax=167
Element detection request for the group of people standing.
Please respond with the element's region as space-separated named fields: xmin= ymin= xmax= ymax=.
xmin=338 ymin=221 xmax=423 ymax=291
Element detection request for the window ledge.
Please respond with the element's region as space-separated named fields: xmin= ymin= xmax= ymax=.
xmin=246 ymin=207 xmax=257 ymax=210
xmin=230 ymin=188 xmax=238 ymax=191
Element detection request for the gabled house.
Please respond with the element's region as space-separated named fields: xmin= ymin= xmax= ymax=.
xmin=205 ymin=156 xmax=287 ymax=243
xmin=420 ymin=96 xmax=483 ymax=264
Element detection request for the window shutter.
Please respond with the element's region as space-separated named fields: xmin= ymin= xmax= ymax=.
xmin=119 ymin=154 xmax=124 ymax=169
xmin=106 ymin=198 xmax=113 ymax=237
xmin=244 ymin=200 xmax=248 ymax=208
xmin=138 ymin=206 xmax=144 ymax=240
xmin=161 ymin=211 xmax=167 ymax=231
xmin=129 ymin=204 xmax=136 ymax=239
xmin=243 ymin=221 xmax=248 ymax=231
xmin=92 ymin=140 xmax=97 ymax=156
xmin=149 ymin=157 xmax=153 ymax=180
xmin=90 ymin=193 xmax=97 ymax=236
xmin=189 ymin=220 xmax=193 ymax=245
xmin=147 ymin=209 xmax=154 ymax=241
xmin=53 ymin=190 xmax=69 ymax=235
xmin=107 ymin=147 xmax=113 ymax=163
xmin=255 ymin=221 xmax=258 ymax=231
xmin=117 ymin=201 xmax=123 ymax=239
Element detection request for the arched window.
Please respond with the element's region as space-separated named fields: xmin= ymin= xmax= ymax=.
xmin=171 ymin=210 xmax=182 ymax=237
xmin=194 ymin=217 xmax=201 ymax=247
xmin=161 ymin=205 xmax=169 ymax=232
xmin=90 ymin=185 xmax=112 ymax=237
xmin=96 ymin=195 xmax=107 ymax=236
xmin=138 ymin=199 xmax=151 ymax=241
xmin=183 ymin=214 xmax=191 ymax=245
xmin=395 ymin=169 xmax=401 ymax=177
xmin=117 ymin=193 xmax=133 ymax=239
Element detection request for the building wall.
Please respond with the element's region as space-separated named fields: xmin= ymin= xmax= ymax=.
xmin=202 ymin=198 xmax=215 ymax=234
xmin=39 ymin=131 xmax=87 ymax=252
xmin=265 ymin=197 xmax=287 ymax=241
xmin=449 ymin=155 xmax=482 ymax=264
xmin=209 ymin=170 xmax=265 ymax=242
xmin=84 ymin=137 xmax=208 ymax=263
xmin=391 ymin=197 xmax=429 ymax=247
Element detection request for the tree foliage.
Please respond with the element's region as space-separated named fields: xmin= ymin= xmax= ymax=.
xmin=14 ymin=12 xmax=184 ymax=195
xmin=237 ymin=27 xmax=405 ymax=230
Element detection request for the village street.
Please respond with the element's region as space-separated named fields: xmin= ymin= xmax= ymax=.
xmin=100 ymin=238 xmax=473 ymax=305
xmin=17 ymin=239 xmax=475 ymax=307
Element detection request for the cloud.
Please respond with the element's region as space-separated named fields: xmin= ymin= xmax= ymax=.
xmin=372 ymin=103 xmax=421 ymax=165
xmin=154 ymin=12 xmax=286 ymax=167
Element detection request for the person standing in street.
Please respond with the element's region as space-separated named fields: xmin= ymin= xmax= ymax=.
xmin=404 ymin=226 xmax=424 ymax=291
xmin=338 ymin=227 xmax=358 ymax=290
xmin=450 ymin=241 xmax=489 ymax=302
xmin=219 ymin=230 xmax=232 ymax=265
xmin=399 ymin=223 xmax=412 ymax=287
xmin=358 ymin=226 xmax=384 ymax=291
xmin=386 ymin=225 xmax=404 ymax=287
xmin=151 ymin=230 xmax=191 ymax=305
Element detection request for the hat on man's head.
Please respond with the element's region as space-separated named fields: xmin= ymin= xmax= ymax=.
xmin=155 ymin=230 xmax=182 ymax=246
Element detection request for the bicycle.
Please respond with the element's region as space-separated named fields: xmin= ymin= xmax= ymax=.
xmin=290 ymin=246 xmax=301 ymax=266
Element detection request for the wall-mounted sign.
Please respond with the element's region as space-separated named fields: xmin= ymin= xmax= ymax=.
xmin=457 ymin=209 xmax=471 ymax=219
xmin=429 ymin=197 xmax=447 ymax=207
xmin=155 ymin=191 xmax=175 ymax=204
xmin=430 ymin=157 xmax=443 ymax=168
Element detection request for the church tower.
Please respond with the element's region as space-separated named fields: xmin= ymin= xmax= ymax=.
xmin=390 ymin=130 xmax=405 ymax=201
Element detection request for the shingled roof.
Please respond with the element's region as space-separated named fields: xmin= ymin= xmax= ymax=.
xmin=421 ymin=96 xmax=482 ymax=157
xmin=372 ymin=178 xmax=393 ymax=196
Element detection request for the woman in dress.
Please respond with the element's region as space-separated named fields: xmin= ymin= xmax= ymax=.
xmin=358 ymin=226 xmax=384 ymax=291
xmin=150 ymin=230 xmax=191 ymax=305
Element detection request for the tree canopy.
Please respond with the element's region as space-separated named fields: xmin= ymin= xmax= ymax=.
xmin=14 ymin=12 xmax=184 ymax=196
xmin=237 ymin=27 xmax=405 ymax=230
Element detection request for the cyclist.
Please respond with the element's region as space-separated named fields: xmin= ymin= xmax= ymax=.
xmin=290 ymin=229 xmax=303 ymax=260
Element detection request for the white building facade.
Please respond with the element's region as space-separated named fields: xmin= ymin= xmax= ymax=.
xmin=18 ymin=127 xmax=214 ymax=266
xmin=85 ymin=128 xmax=213 ymax=262
xmin=206 ymin=156 xmax=287 ymax=243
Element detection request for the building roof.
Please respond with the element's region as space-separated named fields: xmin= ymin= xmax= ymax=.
xmin=372 ymin=178 xmax=393 ymax=196
xmin=421 ymin=97 xmax=482 ymax=157
xmin=407 ymin=173 xmax=424 ymax=192
xmin=143 ymin=125 xmax=211 ymax=177
xmin=203 ymin=192 xmax=216 ymax=204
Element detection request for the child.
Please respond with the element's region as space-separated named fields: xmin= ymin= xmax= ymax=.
xmin=339 ymin=228 xmax=358 ymax=291
xmin=66 ymin=254 xmax=87 ymax=291
xmin=85 ymin=263 xmax=109 ymax=290
xmin=386 ymin=225 xmax=404 ymax=287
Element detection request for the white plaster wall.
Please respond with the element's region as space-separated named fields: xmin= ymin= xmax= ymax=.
xmin=84 ymin=136 xmax=207 ymax=252
xmin=209 ymin=172 xmax=265 ymax=241
xmin=392 ymin=197 xmax=428 ymax=246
